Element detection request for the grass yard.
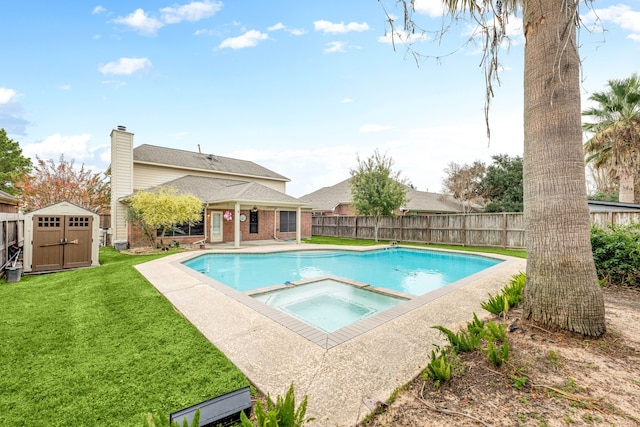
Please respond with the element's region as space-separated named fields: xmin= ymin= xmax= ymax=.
xmin=0 ymin=248 xmax=249 ymax=426
xmin=303 ymin=236 xmax=527 ymax=259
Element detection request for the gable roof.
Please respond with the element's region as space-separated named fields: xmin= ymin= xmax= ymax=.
xmin=152 ymin=175 xmax=308 ymax=207
xmin=133 ymin=144 xmax=289 ymax=182
xmin=299 ymin=178 xmax=464 ymax=213
xmin=298 ymin=179 xmax=353 ymax=211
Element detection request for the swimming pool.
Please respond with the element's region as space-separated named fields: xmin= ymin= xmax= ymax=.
xmin=182 ymin=247 xmax=502 ymax=296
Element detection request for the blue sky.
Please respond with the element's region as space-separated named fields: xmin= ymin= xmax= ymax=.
xmin=1 ymin=0 xmax=639 ymax=197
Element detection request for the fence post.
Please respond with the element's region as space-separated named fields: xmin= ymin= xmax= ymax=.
xmin=502 ymin=212 xmax=507 ymax=249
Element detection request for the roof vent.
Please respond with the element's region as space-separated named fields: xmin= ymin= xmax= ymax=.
xmin=117 ymin=125 xmax=127 ymax=131
xmin=207 ymin=154 xmax=216 ymax=161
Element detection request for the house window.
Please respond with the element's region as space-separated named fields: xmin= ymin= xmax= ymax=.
xmin=249 ymin=211 xmax=258 ymax=234
xmin=279 ymin=211 xmax=296 ymax=233
xmin=161 ymin=211 xmax=205 ymax=237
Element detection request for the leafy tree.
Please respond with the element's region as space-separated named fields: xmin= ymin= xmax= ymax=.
xmin=16 ymin=154 xmax=109 ymax=212
xmin=479 ymin=155 xmax=523 ymax=212
xmin=385 ymin=0 xmax=605 ymax=336
xmin=583 ymin=73 xmax=640 ymax=203
xmin=127 ymin=186 xmax=203 ymax=248
xmin=441 ymin=161 xmax=486 ymax=213
xmin=349 ymin=150 xmax=408 ymax=243
xmin=0 ymin=128 xmax=32 ymax=195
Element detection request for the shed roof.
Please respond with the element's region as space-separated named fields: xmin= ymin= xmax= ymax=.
xmin=0 ymin=190 xmax=18 ymax=205
xmin=133 ymin=144 xmax=289 ymax=182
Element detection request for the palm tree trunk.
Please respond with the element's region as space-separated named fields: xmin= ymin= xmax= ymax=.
xmin=619 ymin=173 xmax=635 ymax=203
xmin=521 ymin=0 xmax=605 ymax=335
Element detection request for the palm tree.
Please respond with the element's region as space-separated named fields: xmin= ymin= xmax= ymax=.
xmin=390 ymin=0 xmax=605 ymax=336
xmin=583 ymin=74 xmax=640 ymax=203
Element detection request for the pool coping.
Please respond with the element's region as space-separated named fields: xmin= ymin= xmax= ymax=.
xmin=137 ymin=243 xmax=527 ymax=426
xmin=172 ymin=246 xmax=514 ymax=349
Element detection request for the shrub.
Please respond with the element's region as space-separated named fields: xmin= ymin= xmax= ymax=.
xmin=591 ymin=222 xmax=640 ymax=287
xmin=144 ymin=409 xmax=199 ymax=427
xmin=240 ymin=382 xmax=314 ymax=427
xmin=481 ymin=272 xmax=526 ymax=315
xmin=424 ymin=347 xmax=452 ymax=388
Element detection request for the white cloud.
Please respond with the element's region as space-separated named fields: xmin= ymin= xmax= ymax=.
xmin=99 ymin=57 xmax=152 ymax=75
xmin=92 ymin=5 xmax=107 ymax=15
xmin=268 ymin=22 xmax=286 ymax=31
xmin=0 ymin=88 xmax=17 ymax=104
xmin=314 ymin=20 xmax=370 ymax=34
xmin=341 ymin=98 xmax=353 ymax=104
xmin=289 ymin=28 xmax=306 ymax=36
xmin=323 ymin=41 xmax=346 ymax=54
xmin=218 ymin=30 xmax=268 ymax=49
xmin=160 ymin=0 xmax=222 ymax=24
xmin=113 ymin=8 xmax=164 ymax=35
xmin=194 ymin=28 xmax=216 ymax=36
xmin=23 ymin=133 xmax=94 ymax=163
xmin=413 ymin=0 xmax=446 ymax=17
xmin=59 ymin=84 xmax=72 ymax=91
xmin=360 ymin=124 xmax=392 ymax=133
xmin=582 ymin=4 xmax=640 ymax=41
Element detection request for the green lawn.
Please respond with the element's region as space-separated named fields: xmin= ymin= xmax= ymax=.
xmin=303 ymin=236 xmax=527 ymax=259
xmin=0 ymin=248 xmax=249 ymax=426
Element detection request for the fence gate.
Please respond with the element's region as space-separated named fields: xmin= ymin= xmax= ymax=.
xmin=31 ymin=215 xmax=93 ymax=272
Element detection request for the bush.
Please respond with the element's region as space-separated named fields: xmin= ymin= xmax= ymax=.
xmin=240 ymin=383 xmax=314 ymax=427
xmin=591 ymin=222 xmax=640 ymax=287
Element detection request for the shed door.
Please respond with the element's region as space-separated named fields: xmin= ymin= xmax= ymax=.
xmin=32 ymin=215 xmax=92 ymax=272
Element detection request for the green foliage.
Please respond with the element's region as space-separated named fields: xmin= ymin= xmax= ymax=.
xmin=480 ymin=293 xmax=508 ymax=316
xmin=590 ymin=222 xmax=640 ymax=287
xmin=479 ymin=154 xmax=524 ymax=212
xmin=481 ymin=272 xmax=526 ymax=315
xmin=510 ymin=375 xmax=529 ymax=390
xmin=349 ymin=149 xmax=408 ymax=242
xmin=486 ymin=340 xmax=510 ymax=367
xmin=0 ymin=128 xmax=32 ymax=195
xmin=127 ymin=186 xmax=203 ymax=248
xmin=485 ymin=321 xmax=507 ymax=342
xmin=144 ymin=409 xmax=200 ymax=427
xmin=423 ymin=347 xmax=452 ymax=388
xmin=0 ymin=247 xmax=249 ymax=426
xmin=240 ymin=383 xmax=314 ymax=427
xmin=431 ymin=325 xmax=482 ymax=353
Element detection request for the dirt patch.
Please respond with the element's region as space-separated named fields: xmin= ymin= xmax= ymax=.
xmin=361 ymin=287 xmax=640 ymax=427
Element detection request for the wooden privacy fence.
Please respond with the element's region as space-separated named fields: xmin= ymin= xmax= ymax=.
xmin=312 ymin=211 xmax=640 ymax=249
xmin=1 ymin=213 xmax=24 ymax=271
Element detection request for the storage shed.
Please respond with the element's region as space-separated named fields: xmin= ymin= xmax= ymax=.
xmin=24 ymin=202 xmax=100 ymax=273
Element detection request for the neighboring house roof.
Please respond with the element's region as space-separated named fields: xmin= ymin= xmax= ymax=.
xmin=0 ymin=190 xmax=19 ymax=205
xmin=145 ymin=175 xmax=308 ymax=207
xmin=588 ymin=200 xmax=640 ymax=212
xmin=404 ymin=188 xmax=465 ymax=213
xmin=299 ymin=178 xmax=464 ymax=213
xmin=299 ymin=179 xmax=353 ymax=211
xmin=133 ymin=144 xmax=289 ymax=182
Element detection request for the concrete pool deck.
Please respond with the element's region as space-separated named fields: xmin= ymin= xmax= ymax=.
xmin=135 ymin=243 xmax=526 ymax=427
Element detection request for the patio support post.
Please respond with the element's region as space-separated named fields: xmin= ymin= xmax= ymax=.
xmin=234 ymin=202 xmax=241 ymax=248
xmin=296 ymin=207 xmax=301 ymax=244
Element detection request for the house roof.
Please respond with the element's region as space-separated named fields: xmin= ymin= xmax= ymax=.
xmin=133 ymin=144 xmax=289 ymax=182
xmin=299 ymin=178 xmax=464 ymax=213
xmin=150 ymin=175 xmax=308 ymax=207
xmin=298 ymin=179 xmax=353 ymax=211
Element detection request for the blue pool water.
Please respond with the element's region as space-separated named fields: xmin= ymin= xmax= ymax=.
xmin=183 ymin=248 xmax=501 ymax=296
xmin=253 ymin=279 xmax=406 ymax=333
